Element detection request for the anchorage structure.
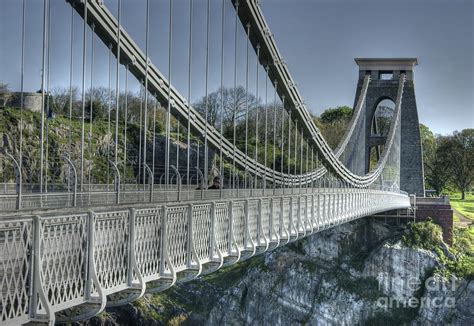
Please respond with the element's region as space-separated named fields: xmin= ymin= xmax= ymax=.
xmin=0 ymin=1 xmax=423 ymax=324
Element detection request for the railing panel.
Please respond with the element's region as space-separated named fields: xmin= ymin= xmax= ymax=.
xmin=215 ymin=202 xmax=230 ymax=256
xmin=282 ymin=197 xmax=291 ymax=233
xmin=247 ymin=200 xmax=259 ymax=241
xmin=232 ymin=201 xmax=246 ymax=249
xmin=192 ymin=204 xmax=212 ymax=263
xmin=292 ymin=197 xmax=301 ymax=233
xmin=272 ymin=199 xmax=281 ymax=239
xmin=0 ymin=218 xmax=33 ymax=324
xmin=93 ymin=210 xmax=130 ymax=293
xmin=261 ymin=199 xmax=270 ymax=241
xmin=166 ymin=206 xmax=189 ymax=272
xmin=300 ymin=196 xmax=308 ymax=231
xmin=40 ymin=214 xmax=88 ymax=310
xmin=134 ymin=207 xmax=162 ymax=281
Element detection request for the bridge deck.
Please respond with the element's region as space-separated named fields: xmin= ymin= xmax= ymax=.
xmin=0 ymin=188 xmax=409 ymax=325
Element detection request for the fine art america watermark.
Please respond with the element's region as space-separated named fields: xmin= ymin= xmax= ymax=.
xmin=376 ymin=275 xmax=459 ymax=310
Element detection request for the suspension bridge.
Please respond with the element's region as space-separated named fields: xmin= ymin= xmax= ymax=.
xmin=0 ymin=0 xmax=424 ymax=324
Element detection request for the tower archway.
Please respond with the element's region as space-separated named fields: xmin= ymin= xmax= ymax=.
xmin=353 ymin=58 xmax=425 ymax=196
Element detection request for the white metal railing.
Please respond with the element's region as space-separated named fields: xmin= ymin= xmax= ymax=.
xmin=0 ymin=189 xmax=409 ymax=325
xmin=0 ymin=184 xmax=407 ymax=213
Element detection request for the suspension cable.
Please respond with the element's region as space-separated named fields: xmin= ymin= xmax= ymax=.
xmin=165 ymin=0 xmax=173 ymax=188
xmin=123 ymin=64 xmax=129 ymax=180
xmin=272 ymin=80 xmax=278 ymax=190
xmin=263 ymin=66 xmax=269 ymax=189
xmin=294 ymin=119 xmax=298 ymax=180
xmin=186 ymin=0 xmax=193 ymax=188
xmin=44 ymin=0 xmax=51 ymax=192
xmin=204 ymin=0 xmax=210 ymax=187
xmin=143 ymin=0 xmax=150 ymax=190
xmin=232 ymin=0 xmax=239 ymax=189
xmin=244 ymin=23 xmax=250 ymax=188
xmin=152 ymin=96 xmax=157 ymax=181
xmin=79 ymin=0 xmax=88 ymax=191
xmin=19 ymin=0 xmax=26 ymax=175
xmin=254 ymin=44 xmax=260 ymax=188
xmin=196 ymin=139 xmax=200 ymax=175
xmin=88 ymin=27 xmax=96 ymax=191
xmin=107 ymin=43 xmax=112 ymax=188
xmin=138 ymin=81 xmax=143 ymax=184
xmin=300 ymin=128 xmax=303 ymax=190
xmin=68 ymin=3 xmax=74 ymax=160
xmin=176 ymin=121 xmax=180 ymax=171
xmin=305 ymin=141 xmax=309 ymax=185
xmin=280 ymin=96 xmax=285 ymax=185
xmin=311 ymin=146 xmax=314 ymax=187
xmin=287 ymin=110 xmax=291 ymax=187
xmin=115 ymin=0 xmax=122 ymax=167
xmin=219 ymin=0 xmax=224 ymax=193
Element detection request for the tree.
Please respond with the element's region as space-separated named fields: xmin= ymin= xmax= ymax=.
xmin=420 ymin=124 xmax=449 ymax=195
xmin=437 ymin=129 xmax=474 ymax=199
xmin=193 ymin=86 xmax=259 ymax=130
xmin=50 ymin=86 xmax=79 ymax=116
xmin=319 ymin=106 xmax=352 ymax=124
xmin=315 ymin=106 xmax=353 ymax=149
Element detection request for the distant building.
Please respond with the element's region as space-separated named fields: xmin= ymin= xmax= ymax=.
xmin=0 ymin=91 xmax=47 ymax=113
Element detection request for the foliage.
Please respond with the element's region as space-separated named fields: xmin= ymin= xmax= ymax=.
xmin=314 ymin=106 xmax=353 ymax=149
xmin=402 ymin=219 xmax=444 ymax=250
xmin=436 ymin=129 xmax=474 ymax=200
xmin=421 ymin=125 xmax=474 ymax=197
xmin=318 ymin=106 xmax=353 ymax=124
xmin=420 ymin=124 xmax=449 ymax=195
xmin=402 ymin=220 xmax=474 ymax=279
xmin=448 ymin=226 xmax=474 ymax=279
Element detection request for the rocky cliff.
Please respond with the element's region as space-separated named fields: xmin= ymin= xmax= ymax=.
xmin=82 ymin=218 xmax=473 ymax=326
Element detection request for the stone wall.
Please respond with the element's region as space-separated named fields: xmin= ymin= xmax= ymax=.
xmin=4 ymin=92 xmax=44 ymax=112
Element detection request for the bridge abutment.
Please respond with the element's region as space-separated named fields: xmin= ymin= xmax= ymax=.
xmin=372 ymin=196 xmax=454 ymax=245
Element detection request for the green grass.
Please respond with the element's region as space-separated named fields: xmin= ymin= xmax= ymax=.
xmin=449 ymin=192 xmax=474 ymax=221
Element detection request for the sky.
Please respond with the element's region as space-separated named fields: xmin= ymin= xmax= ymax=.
xmin=0 ymin=0 xmax=472 ymax=135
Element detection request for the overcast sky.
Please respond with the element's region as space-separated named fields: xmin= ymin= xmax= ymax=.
xmin=0 ymin=0 xmax=472 ymax=134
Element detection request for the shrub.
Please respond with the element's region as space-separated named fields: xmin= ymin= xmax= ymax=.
xmin=402 ymin=219 xmax=444 ymax=250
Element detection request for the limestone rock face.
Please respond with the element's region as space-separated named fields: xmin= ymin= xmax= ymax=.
xmin=205 ymin=219 xmax=470 ymax=325
xmin=414 ymin=278 xmax=474 ymax=325
xmin=362 ymin=241 xmax=438 ymax=301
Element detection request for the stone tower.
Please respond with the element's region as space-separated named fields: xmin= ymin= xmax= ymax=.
xmin=353 ymin=58 xmax=425 ymax=196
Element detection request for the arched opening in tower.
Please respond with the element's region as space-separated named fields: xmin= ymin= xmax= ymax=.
xmin=368 ymin=99 xmax=395 ymax=172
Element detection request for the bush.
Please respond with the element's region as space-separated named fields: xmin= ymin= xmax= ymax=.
xmin=402 ymin=220 xmax=474 ymax=279
xmin=402 ymin=219 xmax=444 ymax=250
